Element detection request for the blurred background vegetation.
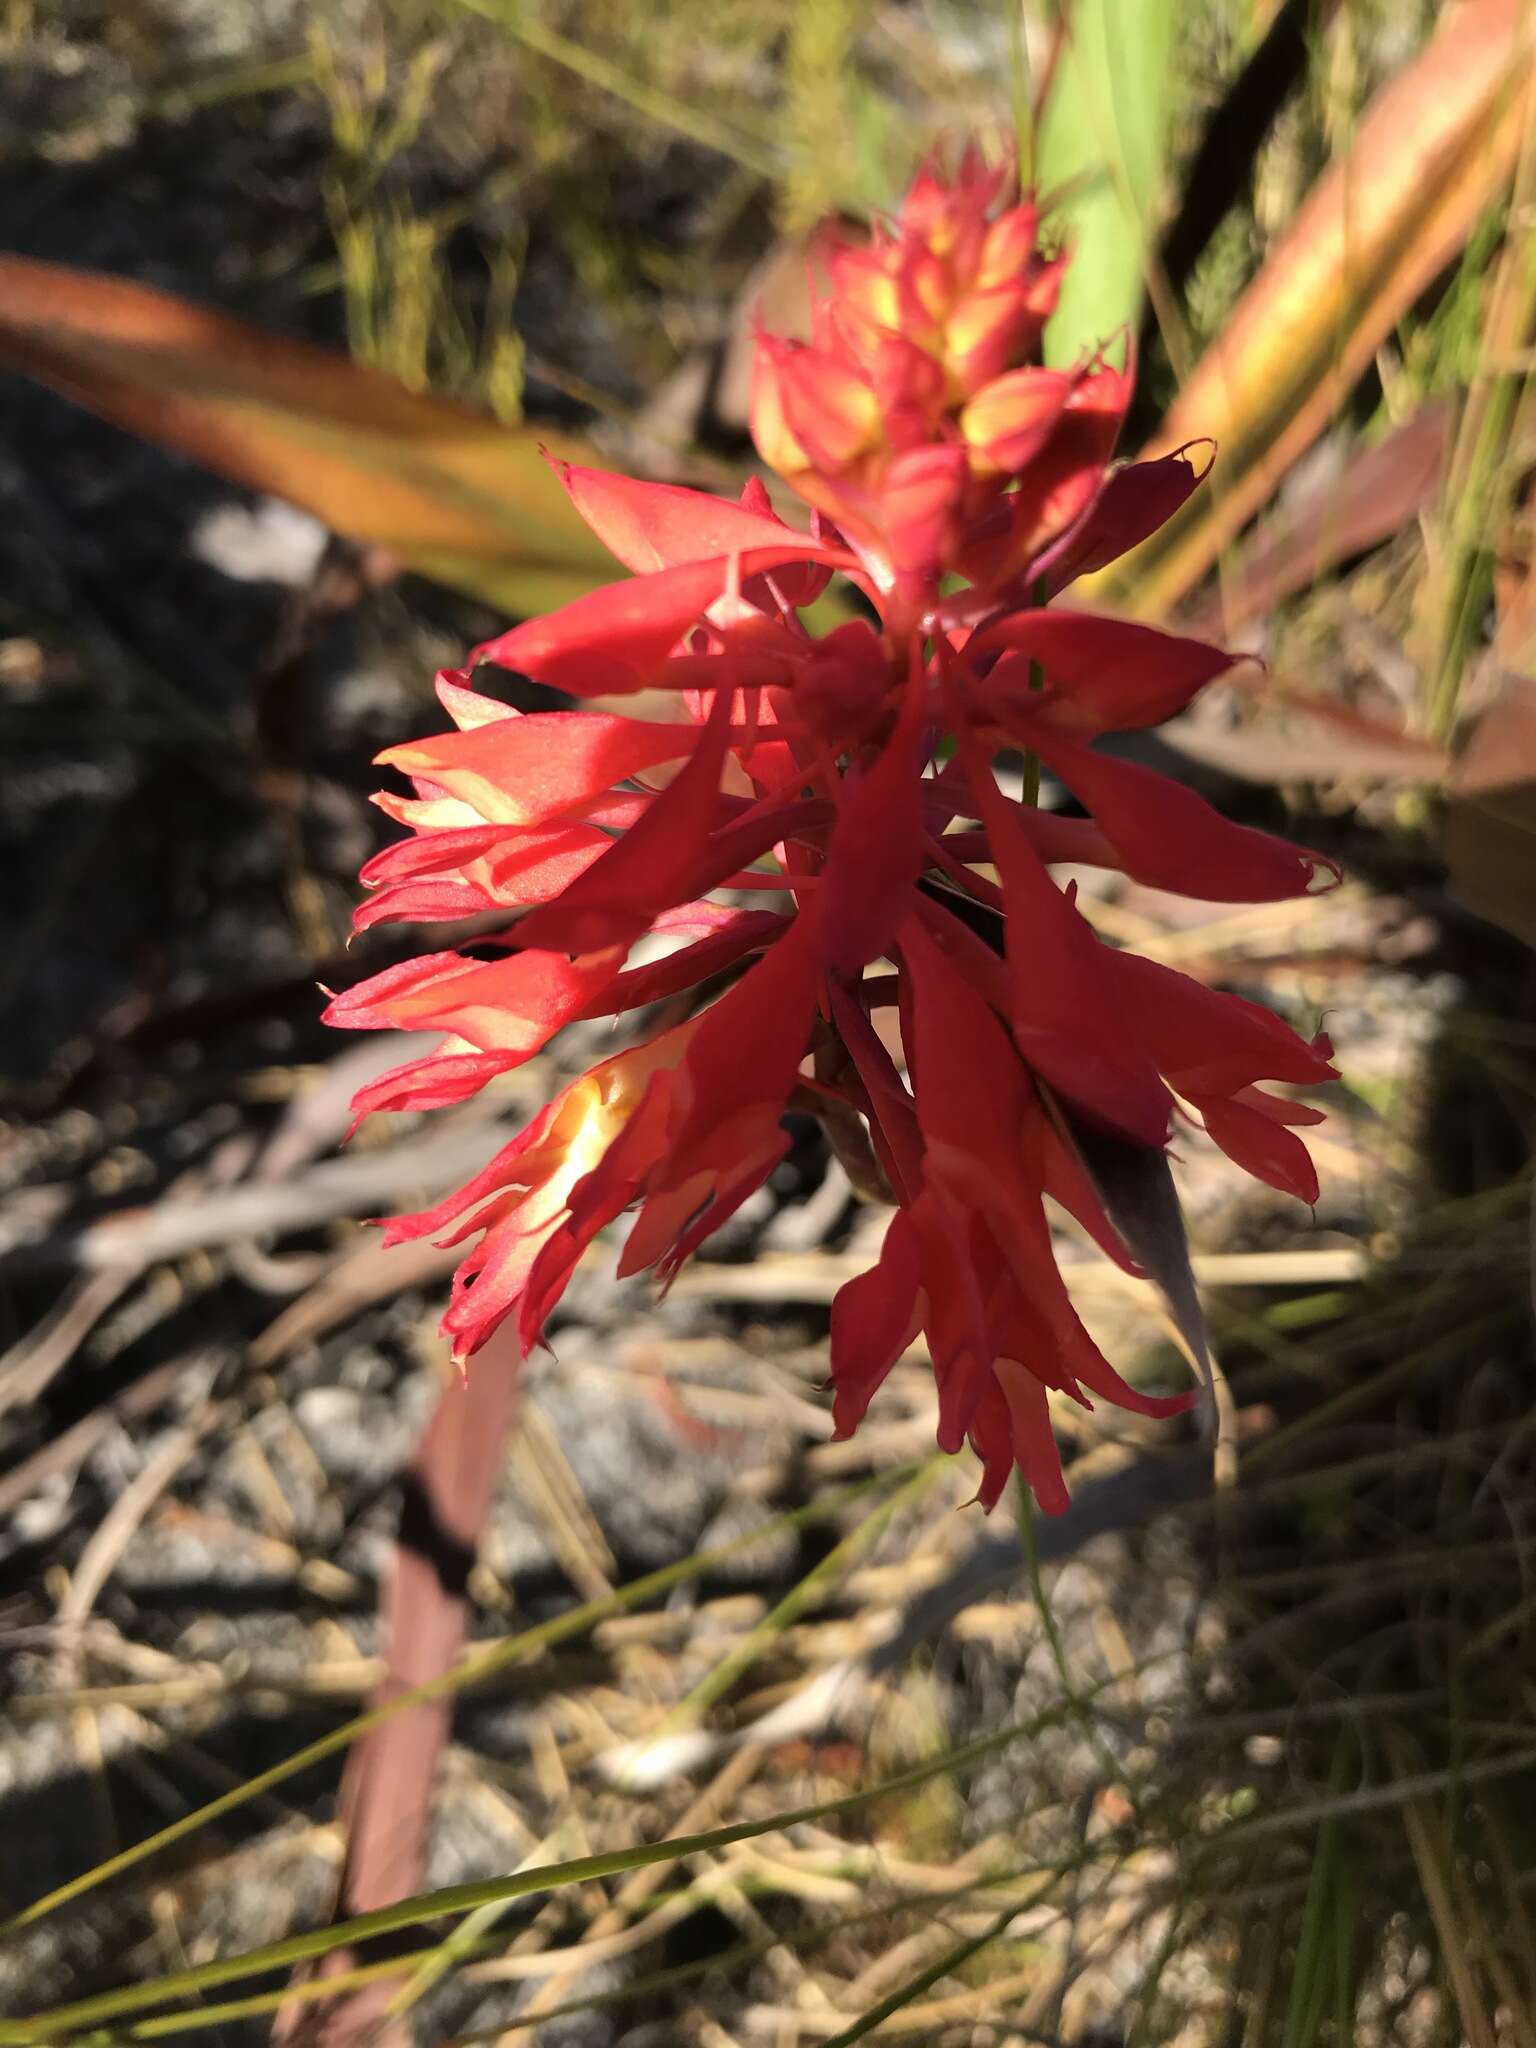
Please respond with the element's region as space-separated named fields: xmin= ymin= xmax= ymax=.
xmin=0 ymin=3 xmax=1533 ymax=2045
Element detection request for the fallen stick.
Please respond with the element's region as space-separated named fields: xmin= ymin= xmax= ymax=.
xmin=0 ymin=1115 xmax=513 ymax=1277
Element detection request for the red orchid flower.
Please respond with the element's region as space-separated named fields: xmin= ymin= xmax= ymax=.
xmin=327 ymin=151 xmax=1341 ymax=1513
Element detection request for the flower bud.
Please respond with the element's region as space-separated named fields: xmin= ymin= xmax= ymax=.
xmin=960 ymin=366 xmax=1072 ymax=477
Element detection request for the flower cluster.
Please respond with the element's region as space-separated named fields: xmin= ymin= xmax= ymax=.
xmin=327 ymin=153 xmax=1339 ymax=1512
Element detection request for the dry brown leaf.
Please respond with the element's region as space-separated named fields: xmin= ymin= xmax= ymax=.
xmin=1108 ymin=0 xmax=1535 ymax=617
xmin=1181 ymin=405 xmax=1451 ymax=639
xmin=0 ymin=257 xmax=617 ymax=614
xmin=1161 ymin=689 xmax=1449 ymax=788
xmin=1443 ymin=670 xmax=1536 ymax=944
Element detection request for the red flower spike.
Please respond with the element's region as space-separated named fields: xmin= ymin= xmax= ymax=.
xmin=333 ymin=150 xmax=1340 ymax=1512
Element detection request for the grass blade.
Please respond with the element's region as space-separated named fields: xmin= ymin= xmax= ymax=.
xmin=1036 ymin=0 xmax=1179 ymax=367
xmin=0 ymin=1709 xmax=1086 ymax=2039
xmin=1 ymin=1467 xmax=918 ymax=1938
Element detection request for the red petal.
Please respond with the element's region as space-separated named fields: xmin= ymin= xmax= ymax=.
xmin=1038 ymin=1110 xmax=1141 ymax=1275
xmin=827 ymin=981 xmax=925 ymax=1204
xmin=359 ymin=821 xmax=514 ymax=888
xmin=773 ymin=343 xmax=882 ymax=471
xmin=380 ymin=1091 xmax=571 ymax=1245
xmin=829 ymin=1212 xmax=922 ymax=1437
xmin=354 ymin=821 xmax=616 ymax=932
xmin=346 ymin=1046 xmax=520 ymax=1127
xmin=621 ymin=916 xmax=822 ymax=1270
xmin=435 ymin=670 xmax=516 ymax=729
xmin=984 ymin=1367 xmax=1071 ymax=1515
xmin=1031 ymin=443 xmax=1211 ymax=593
xmin=377 ymin=713 xmax=700 ymax=826
xmin=1230 ymin=1085 xmax=1326 ymax=1128
xmin=511 ymin=691 xmax=736 ymax=956
xmin=959 ymin=367 xmax=1072 ymax=476
xmin=738 ymin=477 xmax=835 ymax=608
xmin=936 ymin=818 xmax=1120 ymax=869
xmin=323 ymin=951 xmax=468 ymax=1032
xmin=971 ymin=609 xmax=1238 ymax=735
xmin=819 ymin=664 xmax=928 ymax=973
xmin=479 ymin=826 xmax=614 ymax=902
xmin=577 ymin=910 xmax=789 ymax=1016
xmin=1016 ymin=723 xmax=1338 ymax=902
xmin=555 ymin=460 xmax=829 ymax=573
xmin=963 ymin=747 xmax=1171 ymax=1145
xmin=527 ymin=1077 xmax=679 ymax=1333
xmin=960 ymin=359 xmax=1131 ymax=583
xmin=791 ymin=621 xmax=893 ymax=752
xmin=324 ymin=946 xmax=621 ymax=1055
xmin=468 ymin=545 xmax=851 ymax=696
xmin=1196 ymin=1093 xmax=1320 ymax=1203
xmin=881 ymin=444 xmax=969 ymax=578
xmin=899 ymin=915 xmax=1048 ymax=1262
xmin=650 ymin=1150 xmax=787 ymax=1287
xmin=1107 ymin=950 xmax=1341 ymax=1097
xmin=966 ymin=1381 xmax=1031 ymax=1512
xmin=351 ymin=879 xmax=495 ymax=931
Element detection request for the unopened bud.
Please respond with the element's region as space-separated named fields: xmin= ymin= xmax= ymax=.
xmin=960 ymin=367 xmax=1072 ymax=477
